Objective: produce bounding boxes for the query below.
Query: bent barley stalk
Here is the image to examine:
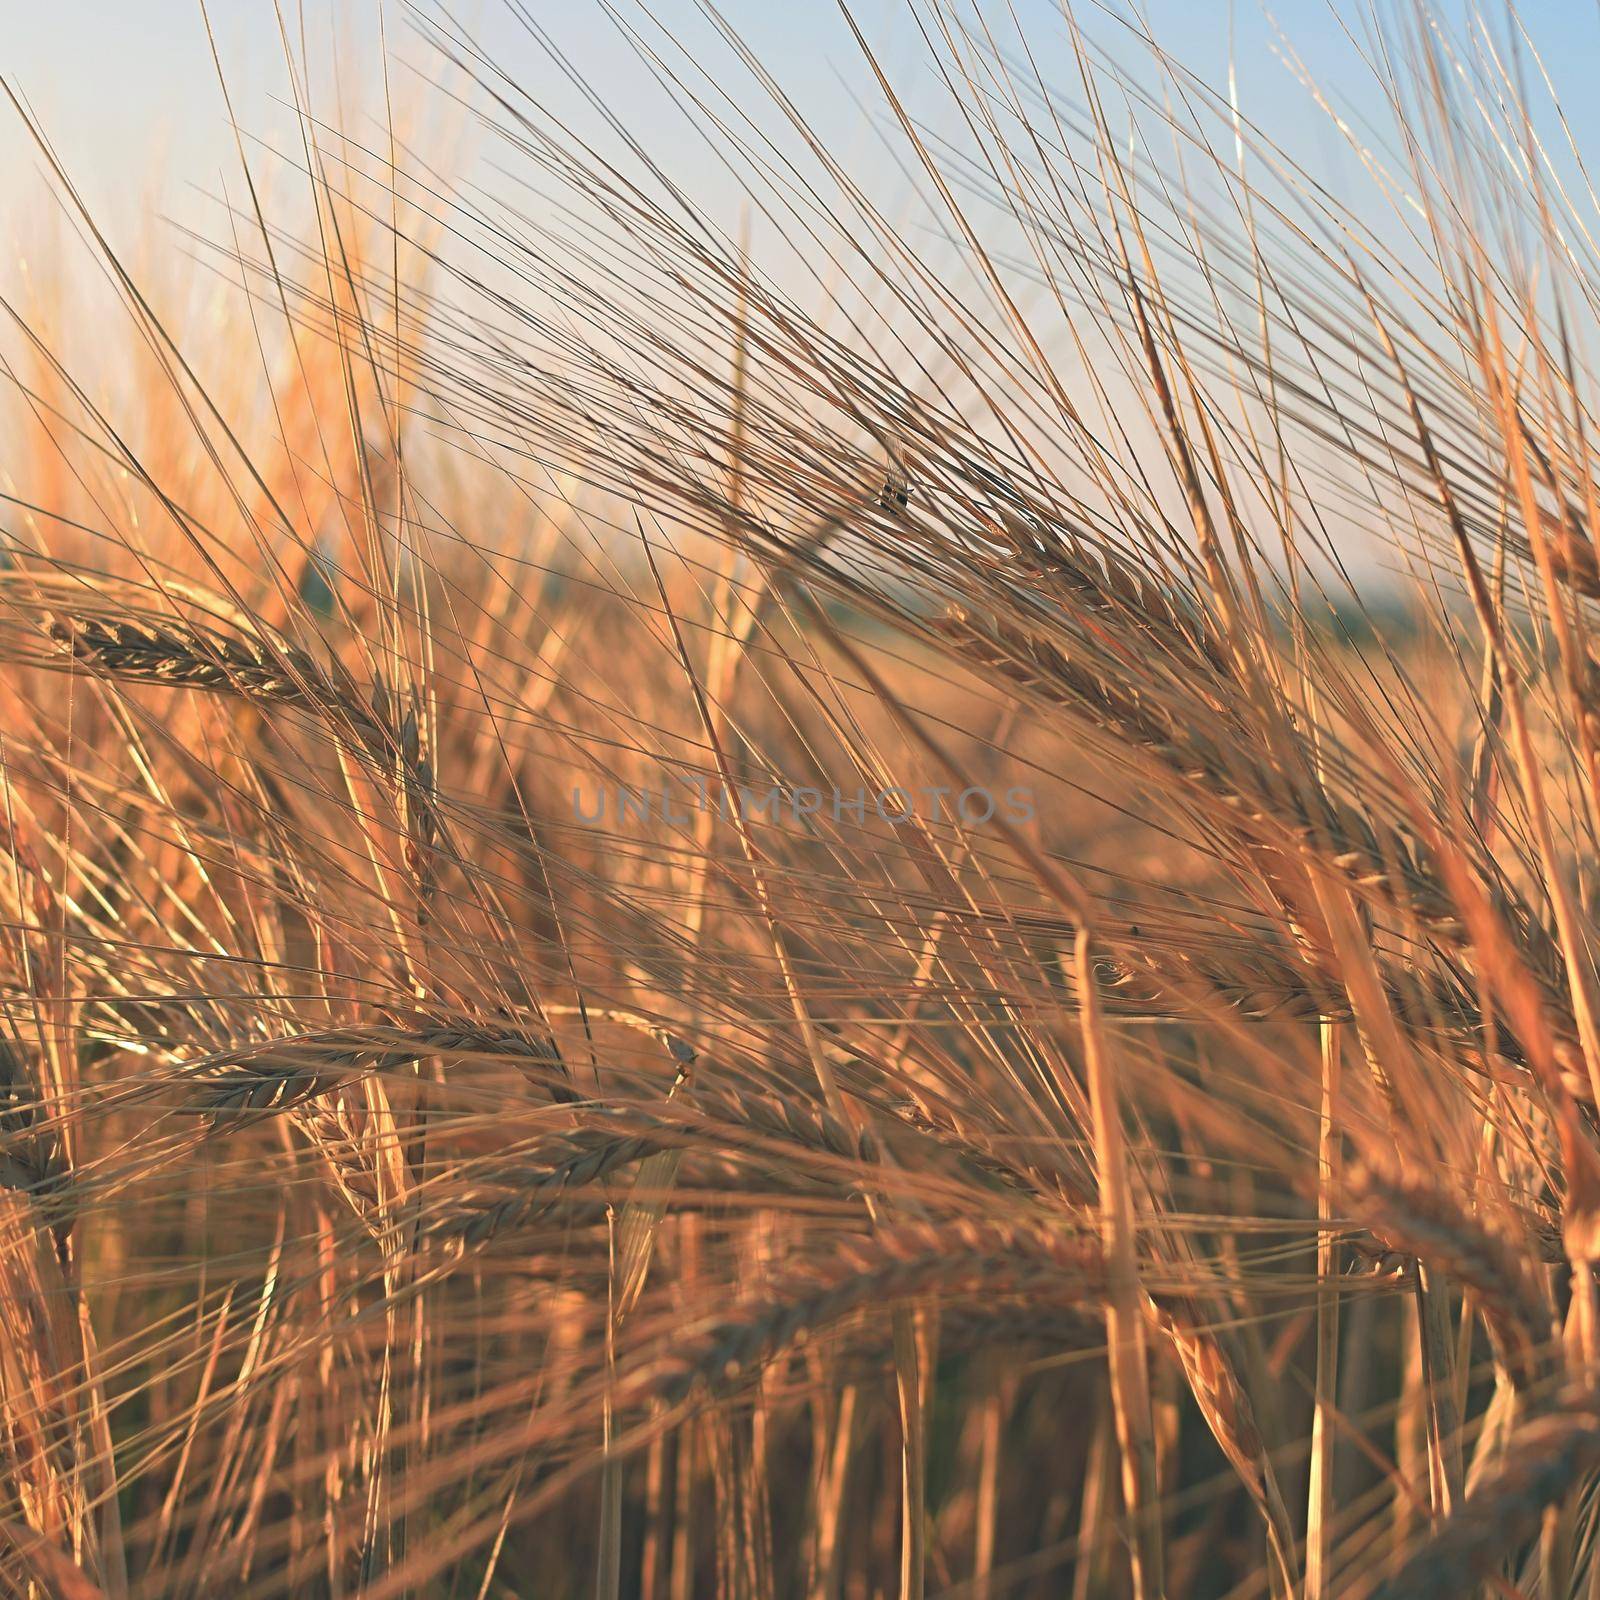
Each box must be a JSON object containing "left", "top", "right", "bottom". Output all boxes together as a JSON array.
[{"left": 1355, "top": 1392, "right": 1600, "bottom": 1600}]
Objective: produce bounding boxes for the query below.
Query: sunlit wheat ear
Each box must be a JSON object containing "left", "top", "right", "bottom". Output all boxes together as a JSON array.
[
  {"left": 1346, "top": 1156, "right": 1558, "bottom": 1391},
  {"left": 1145, "top": 1294, "right": 1298, "bottom": 1590},
  {"left": 25, "top": 588, "right": 381, "bottom": 737}
]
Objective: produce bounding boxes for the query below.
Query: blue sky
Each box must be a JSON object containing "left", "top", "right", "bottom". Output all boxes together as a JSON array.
[
  {"left": 9, "top": 0, "right": 1600, "bottom": 244},
  {"left": 6, "top": 0, "right": 1600, "bottom": 592},
  {"left": 8, "top": 0, "right": 1600, "bottom": 398}
]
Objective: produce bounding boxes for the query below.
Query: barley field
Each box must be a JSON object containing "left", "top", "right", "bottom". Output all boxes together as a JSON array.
[{"left": 4, "top": 2, "right": 1600, "bottom": 1595}]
